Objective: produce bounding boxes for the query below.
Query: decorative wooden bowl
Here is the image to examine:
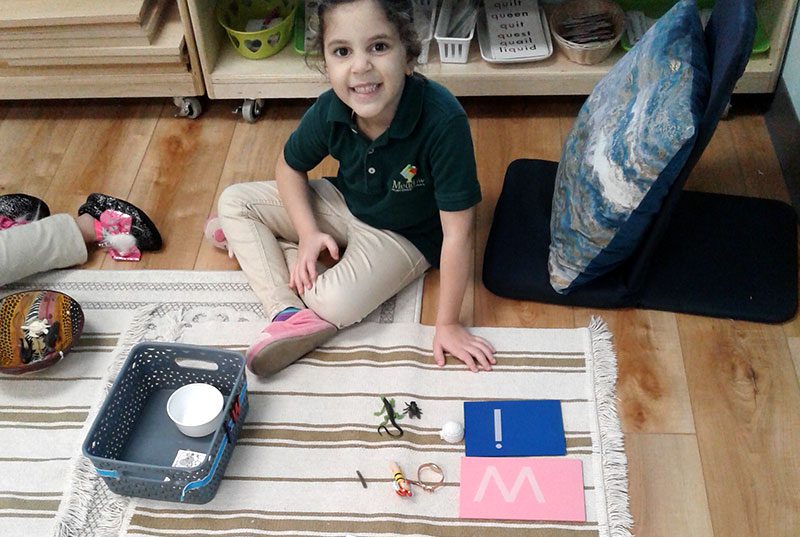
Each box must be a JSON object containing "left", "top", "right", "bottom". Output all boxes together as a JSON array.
[{"left": 0, "top": 290, "right": 84, "bottom": 374}]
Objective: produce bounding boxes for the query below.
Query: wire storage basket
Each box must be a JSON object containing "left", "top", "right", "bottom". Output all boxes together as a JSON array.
[
  {"left": 550, "top": 0, "right": 625, "bottom": 65},
  {"left": 83, "top": 342, "right": 249, "bottom": 504}
]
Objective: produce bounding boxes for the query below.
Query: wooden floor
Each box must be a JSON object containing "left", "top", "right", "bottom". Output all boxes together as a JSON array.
[{"left": 1, "top": 95, "right": 798, "bottom": 536}]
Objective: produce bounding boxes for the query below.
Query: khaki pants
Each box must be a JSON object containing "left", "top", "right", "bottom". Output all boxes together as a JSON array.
[
  {"left": 0, "top": 214, "right": 88, "bottom": 287},
  {"left": 218, "top": 179, "right": 430, "bottom": 328}
]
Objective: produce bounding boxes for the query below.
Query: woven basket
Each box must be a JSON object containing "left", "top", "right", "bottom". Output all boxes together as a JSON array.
[
  {"left": 217, "top": 0, "right": 297, "bottom": 60},
  {"left": 550, "top": 0, "right": 625, "bottom": 65}
]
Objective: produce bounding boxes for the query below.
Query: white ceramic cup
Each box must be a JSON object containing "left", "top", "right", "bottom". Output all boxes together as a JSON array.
[{"left": 167, "top": 383, "right": 225, "bottom": 437}]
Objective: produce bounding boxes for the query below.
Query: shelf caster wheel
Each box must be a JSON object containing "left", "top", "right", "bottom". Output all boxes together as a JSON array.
[
  {"left": 173, "top": 96, "right": 202, "bottom": 119},
  {"left": 240, "top": 98, "right": 264, "bottom": 123}
]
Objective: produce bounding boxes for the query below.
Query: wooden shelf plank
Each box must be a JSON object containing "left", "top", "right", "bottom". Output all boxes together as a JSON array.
[
  {"left": 0, "top": 35, "right": 159, "bottom": 48},
  {"left": 0, "top": 71, "right": 197, "bottom": 99},
  {"left": 0, "top": 22, "right": 154, "bottom": 40},
  {"left": 6, "top": 50, "right": 187, "bottom": 68},
  {"left": 0, "top": 62, "right": 192, "bottom": 76},
  {"left": 189, "top": 0, "right": 794, "bottom": 99},
  {"left": 0, "top": 0, "right": 149, "bottom": 28},
  {"left": 0, "top": 0, "right": 168, "bottom": 43},
  {"left": 0, "top": 3, "right": 184, "bottom": 62},
  {"left": 205, "top": 37, "right": 779, "bottom": 99}
]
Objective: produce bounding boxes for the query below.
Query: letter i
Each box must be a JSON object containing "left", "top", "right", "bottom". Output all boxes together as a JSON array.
[{"left": 494, "top": 408, "right": 503, "bottom": 449}]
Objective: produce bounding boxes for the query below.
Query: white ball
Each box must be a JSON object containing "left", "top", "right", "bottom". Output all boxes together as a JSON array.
[{"left": 439, "top": 420, "right": 464, "bottom": 443}]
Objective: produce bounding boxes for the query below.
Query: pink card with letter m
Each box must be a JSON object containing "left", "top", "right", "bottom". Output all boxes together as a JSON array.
[{"left": 459, "top": 457, "right": 586, "bottom": 521}]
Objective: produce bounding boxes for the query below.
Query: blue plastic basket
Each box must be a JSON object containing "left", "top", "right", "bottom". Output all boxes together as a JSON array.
[{"left": 83, "top": 342, "right": 249, "bottom": 504}]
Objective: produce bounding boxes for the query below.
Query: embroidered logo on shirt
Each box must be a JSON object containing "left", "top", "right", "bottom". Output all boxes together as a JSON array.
[
  {"left": 400, "top": 164, "right": 417, "bottom": 182},
  {"left": 392, "top": 164, "right": 425, "bottom": 192}
]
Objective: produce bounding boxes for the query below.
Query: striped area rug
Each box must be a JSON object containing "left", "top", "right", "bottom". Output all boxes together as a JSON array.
[
  {"left": 0, "top": 269, "right": 422, "bottom": 537},
  {"left": 65, "top": 313, "right": 629, "bottom": 536}
]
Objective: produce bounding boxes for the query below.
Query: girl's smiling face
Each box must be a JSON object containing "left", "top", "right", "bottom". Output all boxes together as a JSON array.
[{"left": 322, "top": 0, "right": 412, "bottom": 137}]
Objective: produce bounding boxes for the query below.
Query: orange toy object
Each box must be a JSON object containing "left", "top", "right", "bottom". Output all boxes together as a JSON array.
[{"left": 0, "top": 290, "right": 84, "bottom": 374}]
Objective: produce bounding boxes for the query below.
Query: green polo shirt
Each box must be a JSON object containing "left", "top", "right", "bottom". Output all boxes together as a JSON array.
[{"left": 283, "top": 73, "right": 481, "bottom": 267}]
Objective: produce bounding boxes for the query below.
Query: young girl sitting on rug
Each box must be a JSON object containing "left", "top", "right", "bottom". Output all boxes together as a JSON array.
[
  {"left": 210, "top": 0, "right": 496, "bottom": 376},
  {"left": 0, "top": 193, "right": 162, "bottom": 286}
]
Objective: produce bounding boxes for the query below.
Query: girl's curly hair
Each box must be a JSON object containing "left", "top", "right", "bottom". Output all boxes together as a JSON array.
[{"left": 305, "top": 0, "right": 422, "bottom": 71}]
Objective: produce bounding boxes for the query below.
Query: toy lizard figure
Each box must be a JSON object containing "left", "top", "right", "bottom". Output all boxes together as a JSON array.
[{"left": 374, "top": 396, "right": 404, "bottom": 437}]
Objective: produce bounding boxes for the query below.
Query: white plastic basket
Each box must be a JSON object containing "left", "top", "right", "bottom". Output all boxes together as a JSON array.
[
  {"left": 434, "top": 0, "right": 475, "bottom": 64},
  {"left": 414, "top": 0, "right": 438, "bottom": 64}
]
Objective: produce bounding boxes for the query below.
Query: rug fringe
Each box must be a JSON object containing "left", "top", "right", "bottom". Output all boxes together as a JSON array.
[
  {"left": 52, "top": 304, "right": 160, "bottom": 537},
  {"left": 589, "top": 316, "right": 634, "bottom": 537}
]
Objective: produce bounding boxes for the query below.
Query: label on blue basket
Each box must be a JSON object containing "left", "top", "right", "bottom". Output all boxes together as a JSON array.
[{"left": 172, "top": 449, "right": 206, "bottom": 468}]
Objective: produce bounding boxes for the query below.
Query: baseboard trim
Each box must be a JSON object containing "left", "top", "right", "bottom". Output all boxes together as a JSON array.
[{"left": 765, "top": 79, "right": 800, "bottom": 217}]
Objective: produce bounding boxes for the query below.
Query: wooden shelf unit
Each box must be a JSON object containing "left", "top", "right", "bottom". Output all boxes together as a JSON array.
[
  {"left": 187, "top": 0, "right": 798, "bottom": 100},
  {"left": 0, "top": 0, "right": 204, "bottom": 100}
]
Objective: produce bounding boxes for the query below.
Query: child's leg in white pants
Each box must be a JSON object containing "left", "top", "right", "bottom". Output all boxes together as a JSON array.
[{"left": 217, "top": 179, "right": 430, "bottom": 328}]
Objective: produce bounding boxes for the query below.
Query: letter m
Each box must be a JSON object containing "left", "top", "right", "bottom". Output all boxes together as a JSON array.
[{"left": 473, "top": 466, "right": 545, "bottom": 504}]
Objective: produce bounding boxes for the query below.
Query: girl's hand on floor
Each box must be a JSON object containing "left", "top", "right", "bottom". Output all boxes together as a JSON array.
[
  {"left": 291, "top": 231, "right": 339, "bottom": 294},
  {"left": 433, "top": 323, "right": 496, "bottom": 372}
]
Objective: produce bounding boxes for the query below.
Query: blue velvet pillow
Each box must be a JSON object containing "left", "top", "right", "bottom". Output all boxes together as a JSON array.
[{"left": 548, "top": 0, "right": 710, "bottom": 293}]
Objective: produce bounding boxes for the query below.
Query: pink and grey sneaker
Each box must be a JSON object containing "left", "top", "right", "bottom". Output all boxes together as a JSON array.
[
  {"left": 246, "top": 309, "right": 337, "bottom": 377},
  {"left": 204, "top": 216, "right": 234, "bottom": 258}
]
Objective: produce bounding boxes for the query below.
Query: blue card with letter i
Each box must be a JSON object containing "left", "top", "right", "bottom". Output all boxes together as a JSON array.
[{"left": 463, "top": 400, "right": 566, "bottom": 457}]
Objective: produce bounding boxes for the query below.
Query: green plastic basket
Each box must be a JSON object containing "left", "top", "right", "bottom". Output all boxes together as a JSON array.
[
  {"left": 293, "top": 1, "right": 322, "bottom": 55},
  {"left": 217, "top": 0, "right": 297, "bottom": 60},
  {"left": 292, "top": 0, "right": 305, "bottom": 54}
]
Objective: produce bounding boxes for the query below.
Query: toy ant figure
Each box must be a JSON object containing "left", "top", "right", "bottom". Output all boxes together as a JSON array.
[{"left": 403, "top": 401, "right": 422, "bottom": 419}]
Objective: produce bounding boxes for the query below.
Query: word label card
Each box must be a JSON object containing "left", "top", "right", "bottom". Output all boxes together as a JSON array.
[{"left": 485, "top": 0, "right": 549, "bottom": 60}]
